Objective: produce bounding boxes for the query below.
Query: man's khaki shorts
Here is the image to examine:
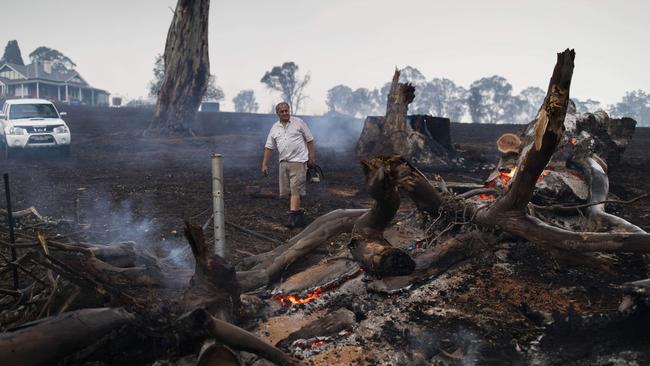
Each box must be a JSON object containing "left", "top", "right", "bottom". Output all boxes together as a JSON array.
[{"left": 279, "top": 161, "right": 307, "bottom": 197}]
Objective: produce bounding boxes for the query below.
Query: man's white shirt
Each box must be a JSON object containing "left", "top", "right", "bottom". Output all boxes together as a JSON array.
[{"left": 265, "top": 116, "right": 314, "bottom": 163}]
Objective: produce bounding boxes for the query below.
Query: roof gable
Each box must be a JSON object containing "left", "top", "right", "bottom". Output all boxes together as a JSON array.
[
  {"left": 0, "top": 63, "right": 28, "bottom": 79},
  {"left": 65, "top": 73, "right": 88, "bottom": 85}
]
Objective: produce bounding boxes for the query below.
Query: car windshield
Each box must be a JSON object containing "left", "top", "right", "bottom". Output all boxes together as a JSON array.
[{"left": 9, "top": 104, "right": 59, "bottom": 119}]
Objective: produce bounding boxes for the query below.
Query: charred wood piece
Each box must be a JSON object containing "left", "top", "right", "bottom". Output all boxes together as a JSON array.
[{"left": 0, "top": 307, "right": 134, "bottom": 366}]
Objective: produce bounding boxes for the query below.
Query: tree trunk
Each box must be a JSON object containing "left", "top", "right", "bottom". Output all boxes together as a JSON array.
[
  {"left": 0, "top": 308, "right": 134, "bottom": 366},
  {"left": 276, "top": 308, "right": 356, "bottom": 349},
  {"left": 149, "top": 0, "right": 210, "bottom": 135},
  {"left": 349, "top": 157, "right": 415, "bottom": 277},
  {"left": 183, "top": 222, "right": 240, "bottom": 322}
]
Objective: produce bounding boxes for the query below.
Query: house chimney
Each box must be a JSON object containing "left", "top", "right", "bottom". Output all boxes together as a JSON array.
[{"left": 43, "top": 60, "right": 52, "bottom": 74}]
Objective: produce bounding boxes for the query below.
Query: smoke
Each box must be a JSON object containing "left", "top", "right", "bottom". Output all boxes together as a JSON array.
[
  {"left": 305, "top": 115, "right": 364, "bottom": 153},
  {"left": 81, "top": 196, "right": 156, "bottom": 244},
  {"left": 79, "top": 195, "right": 193, "bottom": 269}
]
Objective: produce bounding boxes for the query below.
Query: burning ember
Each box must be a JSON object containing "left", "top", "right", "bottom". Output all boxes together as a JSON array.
[
  {"left": 481, "top": 167, "right": 518, "bottom": 198},
  {"left": 273, "top": 269, "right": 363, "bottom": 307},
  {"left": 537, "top": 169, "right": 551, "bottom": 182},
  {"left": 274, "top": 288, "right": 324, "bottom": 307},
  {"left": 571, "top": 137, "right": 578, "bottom": 145},
  {"left": 480, "top": 166, "right": 552, "bottom": 200},
  {"left": 484, "top": 167, "right": 518, "bottom": 190},
  {"left": 307, "top": 338, "right": 328, "bottom": 348}
]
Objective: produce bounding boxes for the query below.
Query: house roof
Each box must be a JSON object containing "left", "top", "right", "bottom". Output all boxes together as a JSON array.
[
  {"left": 2, "top": 62, "right": 85, "bottom": 84},
  {"left": 0, "top": 62, "right": 108, "bottom": 94}
]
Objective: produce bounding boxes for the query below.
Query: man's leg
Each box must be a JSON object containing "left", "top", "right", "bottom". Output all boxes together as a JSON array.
[
  {"left": 287, "top": 162, "right": 308, "bottom": 227},
  {"left": 278, "top": 161, "right": 290, "bottom": 198},
  {"left": 290, "top": 194, "right": 301, "bottom": 211}
]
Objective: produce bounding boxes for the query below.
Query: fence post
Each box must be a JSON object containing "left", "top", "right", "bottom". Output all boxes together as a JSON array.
[{"left": 211, "top": 154, "right": 226, "bottom": 258}]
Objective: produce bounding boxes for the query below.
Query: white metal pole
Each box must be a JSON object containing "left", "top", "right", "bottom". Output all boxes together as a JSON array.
[{"left": 212, "top": 153, "right": 226, "bottom": 258}]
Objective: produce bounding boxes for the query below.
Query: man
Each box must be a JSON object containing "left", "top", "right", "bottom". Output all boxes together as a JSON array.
[{"left": 261, "top": 102, "right": 315, "bottom": 228}]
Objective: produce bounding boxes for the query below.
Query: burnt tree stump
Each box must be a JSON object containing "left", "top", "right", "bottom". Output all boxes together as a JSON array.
[{"left": 356, "top": 69, "right": 455, "bottom": 169}]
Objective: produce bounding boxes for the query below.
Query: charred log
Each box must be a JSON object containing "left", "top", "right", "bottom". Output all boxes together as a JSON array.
[
  {"left": 276, "top": 308, "right": 356, "bottom": 349},
  {"left": 236, "top": 209, "right": 366, "bottom": 292},
  {"left": 349, "top": 157, "right": 415, "bottom": 277},
  {"left": 367, "top": 233, "right": 484, "bottom": 293},
  {"left": 199, "top": 309, "right": 305, "bottom": 366},
  {"left": 183, "top": 222, "right": 240, "bottom": 321},
  {"left": 0, "top": 307, "right": 134, "bottom": 366}
]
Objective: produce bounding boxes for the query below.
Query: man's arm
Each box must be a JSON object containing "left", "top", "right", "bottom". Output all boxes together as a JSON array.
[
  {"left": 306, "top": 140, "right": 315, "bottom": 165},
  {"left": 261, "top": 148, "right": 273, "bottom": 176}
]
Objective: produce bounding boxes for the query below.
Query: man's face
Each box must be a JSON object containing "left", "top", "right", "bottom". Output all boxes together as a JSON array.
[{"left": 276, "top": 104, "right": 290, "bottom": 122}]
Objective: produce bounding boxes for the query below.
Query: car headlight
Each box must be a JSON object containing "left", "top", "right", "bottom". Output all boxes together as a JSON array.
[
  {"left": 54, "top": 125, "right": 69, "bottom": 134},
  {"left": 8, "top": 127, "right": 27, "bottom": 135}
]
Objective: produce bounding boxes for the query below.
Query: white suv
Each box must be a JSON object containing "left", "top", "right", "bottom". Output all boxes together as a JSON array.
[{"left": 0, "top": 99, "right": 72, "bottom": 158}]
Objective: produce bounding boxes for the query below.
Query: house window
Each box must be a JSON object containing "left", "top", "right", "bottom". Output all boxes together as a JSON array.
[
  {"left": 0, "top": 68, "right": 22, "bottom": 80},
  {"left": 15, "top": 85, "right": 28, "bottom": 97}
]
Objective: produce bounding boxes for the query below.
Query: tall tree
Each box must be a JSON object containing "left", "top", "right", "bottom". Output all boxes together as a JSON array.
[
  {"left": 203, "top": 75, "right": 224, "bottom": 102},
  {"left": 509, "top": 86, "right": 546, "bottom": 124},
  {"left": 260, "top": 62, "right": 310, "bottom": 114},
  {"left": 232, "top": 90, "right": 259, "bottom": 113},
  {"left": 349, "top": 88, "right": 379, "bottom": 117},
  {"left": 572, "top": 98, "right": 603, "bottom": 113},
  {"left": 325, "top": 85, "right": 379, "bottom": 117},
  {"left": 413, "top": 78, "right": 468, "bottom": 121},
  {"left": 610, "top": 90, "right": 649, "bottom": 126},
  {"left": 29, "top": 46, "right": 76, "bottom": 71},
  {"left": 1, "top": 40, "right": 24, "bottom": 65},
  {"left": 468, "top": 75, "right": 514, "bottom": 124},
  {"left": 148, "top": 54, "right": 165, "bottom": 99},
  {"left": 149, "top": 0, "right": 210, "bottom": 135},
  {"left": 326, "top": 85, "right": 353, "bottom": 114}
]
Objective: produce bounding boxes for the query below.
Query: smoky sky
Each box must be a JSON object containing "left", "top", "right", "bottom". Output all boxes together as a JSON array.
[{"left": 4, "top": 0, "right": 649, "bottom": 114}]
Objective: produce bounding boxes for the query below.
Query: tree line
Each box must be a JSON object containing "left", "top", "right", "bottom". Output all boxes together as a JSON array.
[
  {"left": 152, "top": 58, "right": 648, "bottom": 126},
  {"left": 5, "top": 38, "right": 645, "bottom": 125},
  {"left": 326, "top": 65, "right": 650, "bottom": 126}
]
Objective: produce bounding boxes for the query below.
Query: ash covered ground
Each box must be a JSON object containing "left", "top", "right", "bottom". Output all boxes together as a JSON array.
[{"left": 1, "top": 109, "right": 650, "bottom": 365}]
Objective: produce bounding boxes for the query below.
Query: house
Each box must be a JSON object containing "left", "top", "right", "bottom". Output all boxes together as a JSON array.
[{"left": 0, "top": 61, "right": 109, "bottom": 105}]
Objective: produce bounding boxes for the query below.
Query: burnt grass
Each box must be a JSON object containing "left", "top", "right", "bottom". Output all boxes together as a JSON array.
[{"left": 1, "top": 109, "right": 650, "bottom": 365}]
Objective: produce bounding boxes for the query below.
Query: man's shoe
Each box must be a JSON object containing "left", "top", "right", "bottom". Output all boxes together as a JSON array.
[
  {"left": 285, "top": 211, "right": 298, "bottom": 228},
  {"left": 293, "top": 210, "right": 306, "bottom": 228},
  {"left": 285, "top": 210, "right": 306, "bottom": 228}
]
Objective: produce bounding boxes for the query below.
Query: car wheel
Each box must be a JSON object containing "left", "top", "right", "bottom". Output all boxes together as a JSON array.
[{"left": 59, "top": 145, "right": 71, "bottom": 158}]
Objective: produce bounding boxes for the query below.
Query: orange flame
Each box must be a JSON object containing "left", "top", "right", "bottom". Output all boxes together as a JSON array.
[
  {"left": 500, "top": 167, "right": 517, "bottom": 185},
  {"left": 275, "top": 288, "right": 323, "bottom": 306},
  {"left": 480, "top": 166, "right": 552, "bottom": 200},
  {"left": 274, "top": 268, "right": 363, "bottom": 307},
  {"left": 309, "top": 339, "right": 328, "bottom": 347},
  {"left": 571, "top": 138, "right": 578, "bottom": 145},
  {"left": 537, "top": 170, "right": 550, "bottom": 182}
]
